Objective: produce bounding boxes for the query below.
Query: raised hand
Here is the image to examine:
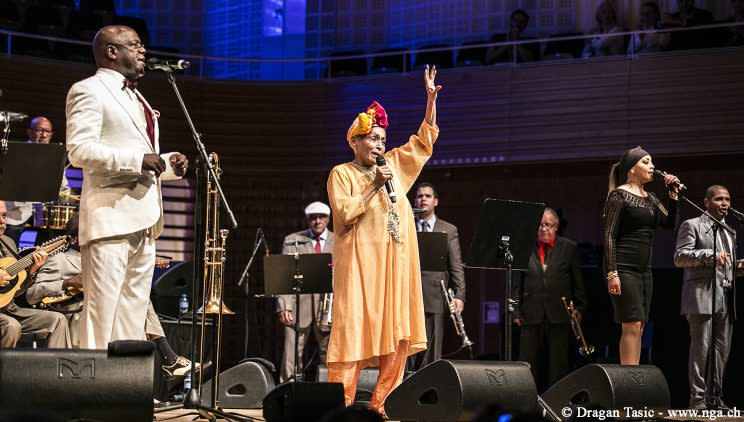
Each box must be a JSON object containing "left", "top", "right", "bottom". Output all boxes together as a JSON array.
[{"left": 424, "top": 64, "right": 442, "bottom": 102}]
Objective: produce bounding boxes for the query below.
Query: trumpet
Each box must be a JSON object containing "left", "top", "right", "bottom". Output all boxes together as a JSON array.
[
  {"left": 318, "top": 293, "right": 333, "bottom": 330},
  {"left": 440, "top": 280, "right": 473, "bottom": 349},
  {"left": 561, "top": 296, "right": 594, "bottom": 358}
]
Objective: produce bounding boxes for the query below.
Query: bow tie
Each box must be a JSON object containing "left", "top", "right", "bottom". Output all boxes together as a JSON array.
[{"left": 123, "top": 79, "right": 139, "bottom": 91}]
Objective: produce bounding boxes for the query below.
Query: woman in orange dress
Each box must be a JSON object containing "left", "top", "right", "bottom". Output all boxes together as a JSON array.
[{"left": 326, "top": 64, "right": 442, "bottom": 416}]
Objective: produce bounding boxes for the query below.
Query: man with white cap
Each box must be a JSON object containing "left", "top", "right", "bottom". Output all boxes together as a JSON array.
[{"left": 276, "top": 201, "right": 334, "bottom": 382}]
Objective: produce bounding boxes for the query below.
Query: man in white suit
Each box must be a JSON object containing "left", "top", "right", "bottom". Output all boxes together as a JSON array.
[{"left": 65, "top": 25, "right": 188, "bottom": 349}]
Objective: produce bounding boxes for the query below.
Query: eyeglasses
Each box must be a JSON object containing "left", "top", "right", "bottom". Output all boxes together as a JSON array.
[
  {"left": 539, "top": 223, "right": 557, "bottom": 229},
  {"left": 364, "top": 136, "right": 386, "bottom": 145},
  {"left": 109, "top": 42, "right": 145, "bottom": 52},
  {"left": 32, "top": 128, "right": 53, "bottom": 134}
]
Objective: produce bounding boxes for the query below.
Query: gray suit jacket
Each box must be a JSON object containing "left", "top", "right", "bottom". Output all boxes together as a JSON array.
[
  {"left": 276, "top": 229, "right": 334, "bottom": 329},
  {"left": 27, "top": 249, "right": 81, "bottom": 306},
  {"left": 674, "top": 214, "right": 740, "bottom": 317},
  {"left": 420, "top": 218, "right": 466, "bottom": 314}
]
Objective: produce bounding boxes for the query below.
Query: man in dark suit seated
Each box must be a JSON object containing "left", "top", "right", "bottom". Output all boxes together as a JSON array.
[
  {"left": 409, "top": 182, "right": 466, "bottom": 370},
  {"left": 512, "top": 207, "right": 585, "bottom": 392},
  {"left": 674, "top": 185, "right": 742, "bottom": 411}
]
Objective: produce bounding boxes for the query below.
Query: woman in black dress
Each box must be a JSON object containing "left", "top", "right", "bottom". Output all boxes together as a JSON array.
[{"left": 604, "top": 146, "right": 679, "bottom": 365}]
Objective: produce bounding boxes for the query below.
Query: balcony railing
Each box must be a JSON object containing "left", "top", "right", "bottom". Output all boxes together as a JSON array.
[{"left": 1, "top": 21, "right": 743, "bottom": 81}]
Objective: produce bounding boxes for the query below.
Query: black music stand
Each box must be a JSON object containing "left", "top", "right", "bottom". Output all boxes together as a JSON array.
[
  {"left": 417, "top": 232, "right": 448, "bottom": 273},
  {"left": 464, "top": 198, "right": 544, "bottom": 361},
  {"left": 0, "top": 142, "right": 65, "bottom": 200},
  {"left": 263, "top": 252, "right": 333, "bottom": 382}
]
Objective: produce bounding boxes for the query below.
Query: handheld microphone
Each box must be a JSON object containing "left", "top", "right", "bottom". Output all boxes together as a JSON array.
[
  {"left": 375, "top": 155, "right": 397, "bottom": 203},
  {"left": 0, "top": 111, "right": 29, "bottom": 123},
  {"left": 653, "top": 170, "right": 687, "bottom": 191},
  {"left": 146, "top": 57, "right": 191, "bottom": 71},
  {"left": 729, "top": 207, "right": 744, "bottom": 222}
]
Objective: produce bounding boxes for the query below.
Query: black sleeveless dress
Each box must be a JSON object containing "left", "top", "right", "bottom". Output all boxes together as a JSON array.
[{"left": 603, "top": 189, "right": 679, "bottom": 322}]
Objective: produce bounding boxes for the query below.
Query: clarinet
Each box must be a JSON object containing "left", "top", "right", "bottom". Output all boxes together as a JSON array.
[{"left": 440, "top": 279, "right": 474, "bottom": 349}]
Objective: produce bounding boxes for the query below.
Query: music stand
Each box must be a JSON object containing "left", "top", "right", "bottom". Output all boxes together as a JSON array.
[
  {"left": 263, "top": 252, "right": 333, "bottom": 382},
  {"left": 417, "top": 232, "right": 448, "bottom": 272},
  {"left": 0, "top": 142, "right": 66, "bottom": 201},
  {"left": 464, "top": 198, "right": 544, "bottom": 360}
]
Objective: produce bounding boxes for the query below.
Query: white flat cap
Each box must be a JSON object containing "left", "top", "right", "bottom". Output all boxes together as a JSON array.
[{"left": 304, "top": 201, "right": 330, "bottom": 216}]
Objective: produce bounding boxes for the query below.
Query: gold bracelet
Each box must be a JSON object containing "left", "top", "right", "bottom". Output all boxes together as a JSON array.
[{"left": 606, "top": 271, "right": 619, "bottom": 282}]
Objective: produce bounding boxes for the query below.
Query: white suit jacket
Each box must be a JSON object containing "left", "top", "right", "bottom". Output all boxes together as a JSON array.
[{"left": 66, "top": 68, "right": 180, "bottom": 245}]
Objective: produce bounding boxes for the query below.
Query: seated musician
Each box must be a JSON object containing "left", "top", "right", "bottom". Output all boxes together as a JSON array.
[
  {"left": 0, "top": 201, "right": 71, "bottom": 348},
  {"left": 26, "top": 213, "right": 207, "bottom": 378},
  {"left": 4, "top": 116, "right": 74, "bottom": 245}
]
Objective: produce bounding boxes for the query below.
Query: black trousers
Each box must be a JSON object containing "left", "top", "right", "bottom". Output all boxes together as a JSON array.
[
  {"left": 519, "top": 321, "right": 570, "bottom": 393},
  {"left": 408, "top": 312, "right": 443, "bottom": 371}
]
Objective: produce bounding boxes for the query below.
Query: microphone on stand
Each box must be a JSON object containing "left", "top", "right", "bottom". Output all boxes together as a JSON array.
[
  {"left": 0, "top": 111, "right": 29, "bottom": 123},
  {"left": 238, "top": 227, "right": 267, "bottom": 287},
  {"left": 284, "top": 239, "right": 310, "bottom": 245},
  {"left": 729, "top": 207, "right": 744, "bottom": 222},
  {"left": 653, "top": 170, "right": 687, "bottom": 191},
  {"left": 146, "top": 57, "right": 191, "bottom": 71},
  {"left": 375, "top": 155, "right": 397, "bottom": 203}
]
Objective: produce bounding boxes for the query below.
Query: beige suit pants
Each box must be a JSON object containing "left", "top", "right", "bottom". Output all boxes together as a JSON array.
[{"left": 80, "top": 229, "right": 155, "bottom": 349}]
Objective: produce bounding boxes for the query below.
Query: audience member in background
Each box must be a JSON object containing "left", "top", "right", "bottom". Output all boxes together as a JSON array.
[
  {"left": 583, "top": 0, "right": 625, "bottom": 57},
  {"left": 485, "top": 9, "right": 539, "bottom": 64},
  {"left": 661, "top": 0, "right": 714, "bottom": 50},
  {"left": 627, "top": 2, "right": 671, "bottom": 54},
  {"left": 726, "top": 0, "right": 744, "bottom": 46}
]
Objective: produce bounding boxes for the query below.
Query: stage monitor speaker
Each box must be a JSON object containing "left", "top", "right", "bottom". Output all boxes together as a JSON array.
[
  {"left": 263, "top": 382, "right": 345, "bottom": 422},
  {"left": 542, "top": 364, "right": 670, "bottom": 417},
  {"left": 201, "top": 358, "right": 276, "bottom": 409},
  {"left": 385, "top": 360, "right": 539, "bottom": 421},
  {"left": 0, "top": 340, "right": 154, "bottom": 422}
]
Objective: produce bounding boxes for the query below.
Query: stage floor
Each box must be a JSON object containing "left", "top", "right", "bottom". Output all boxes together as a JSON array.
[{"left": 153, "top": 407, "right": 744, "bottom": 422}]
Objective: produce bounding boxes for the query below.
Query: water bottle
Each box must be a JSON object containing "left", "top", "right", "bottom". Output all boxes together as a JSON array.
[
  {"left": 183, "top": 373, "right": 192, "bottom": 395},
  {"left": 179, "top": 293, "right": 189, "bottom": 319}
]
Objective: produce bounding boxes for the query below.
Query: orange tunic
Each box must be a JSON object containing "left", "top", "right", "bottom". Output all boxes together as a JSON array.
[{"left": 326, "top": 121, "right": 438, "bottom": 366}]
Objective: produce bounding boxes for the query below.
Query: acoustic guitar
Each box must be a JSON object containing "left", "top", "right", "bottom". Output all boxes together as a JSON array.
[{"left": 0, "top": 235, "right": 70, "bottom": 309}]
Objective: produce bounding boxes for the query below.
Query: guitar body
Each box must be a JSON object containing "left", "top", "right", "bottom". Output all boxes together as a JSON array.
[{"left": 0, "top": 256, "right": 27, "bottom": 309}]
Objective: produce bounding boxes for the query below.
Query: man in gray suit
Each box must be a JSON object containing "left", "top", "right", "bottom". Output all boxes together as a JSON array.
[
  {"left": 276, "top": 201, "right": 334, "bottom": 382},
  {"left": 410, "top": 182, "right": 465, "bottom": 369},
  {"left": 675, "top": 185, "right": 742, "bottom": 410}
]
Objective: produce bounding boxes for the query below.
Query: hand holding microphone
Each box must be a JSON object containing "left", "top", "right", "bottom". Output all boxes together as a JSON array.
[
  {"left": 375, "top": 155, "right": 397, "bottom": 203},
  {"left": 653, "top": 170, "right": 685, "bottom": 194}
]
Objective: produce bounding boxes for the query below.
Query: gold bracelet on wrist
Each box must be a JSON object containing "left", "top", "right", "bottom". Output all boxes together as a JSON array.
[{"left": 606, "top": 271, "right": 619, "bottom": 282}]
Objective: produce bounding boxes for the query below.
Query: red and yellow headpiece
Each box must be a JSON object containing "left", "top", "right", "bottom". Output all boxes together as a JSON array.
[{"left": 346, "top": 101, "right": 389, "bottom": 143}]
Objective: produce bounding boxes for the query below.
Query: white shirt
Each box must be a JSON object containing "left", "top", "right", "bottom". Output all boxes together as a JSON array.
[{"left": 309, "top": 228, "right": 329, "bottom": 251}]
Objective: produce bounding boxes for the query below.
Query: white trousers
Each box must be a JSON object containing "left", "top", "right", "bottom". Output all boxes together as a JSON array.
[{"left": 79, "top": 229, "right": 155, "bottom": 349}]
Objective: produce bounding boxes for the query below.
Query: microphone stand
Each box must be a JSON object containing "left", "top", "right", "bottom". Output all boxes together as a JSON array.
[
  {"left": 677, "top": 191, "right": 735, "bottom": 409},
  {"left": 239, "top": 228, "right": 266, "bottom": 359},
  {"left": 152, "top": 68, "right": 246, "bottom": 422}
]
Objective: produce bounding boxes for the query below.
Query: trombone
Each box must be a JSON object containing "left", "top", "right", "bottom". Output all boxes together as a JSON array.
[
  {"left": 196, "top": 152, "right": 235, "bottom": 413},
  {"left": 561, "top": 296, "right": 594, "bottom": 358}
]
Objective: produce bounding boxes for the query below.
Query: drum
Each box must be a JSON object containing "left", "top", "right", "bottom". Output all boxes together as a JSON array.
[{"left": 33, "top": 202, "right": 77, "bottom": 230}]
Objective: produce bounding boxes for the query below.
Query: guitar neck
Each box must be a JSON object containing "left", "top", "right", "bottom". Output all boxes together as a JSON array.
[{"left": 6, "top": 254, "right": 35, "bottom": 277}]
